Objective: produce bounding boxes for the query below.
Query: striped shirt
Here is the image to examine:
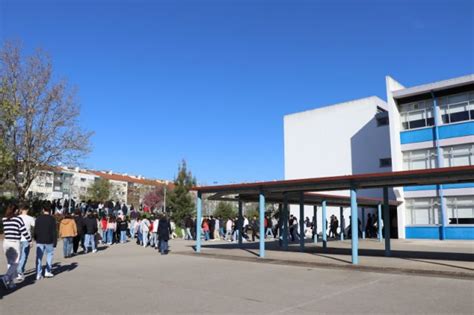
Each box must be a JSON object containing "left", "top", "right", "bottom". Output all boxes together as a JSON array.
[{"left": 2, "top": 216, "right": 32, "bottom": 242}]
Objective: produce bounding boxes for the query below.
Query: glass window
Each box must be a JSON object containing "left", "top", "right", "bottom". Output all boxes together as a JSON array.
[
  {"left": 439, "top": 91, "right": 474, "bottom": 125},
  {"left": 446, "top": 196, "right": 474, "bottom": 224},
  {"left": 403, "top": 149, "right": 437, "bottom": 170},
  {"left": 399, "top": 100, "right": 434, "bottom": 130},
  {"left": 405, "top": 198, "right": 440, "bottom": 225},
  {"left": 443, "top": 144, "right": 474, "bottom": 167}
]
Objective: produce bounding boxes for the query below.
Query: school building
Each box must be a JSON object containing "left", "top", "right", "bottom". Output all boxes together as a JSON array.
[{"left": 284, "top": 74, "right": 474, "bottom": 240}]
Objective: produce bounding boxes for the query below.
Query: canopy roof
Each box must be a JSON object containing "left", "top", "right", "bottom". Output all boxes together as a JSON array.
[{"left": 192, "top": 166, "right": 474, "bottom": 195}]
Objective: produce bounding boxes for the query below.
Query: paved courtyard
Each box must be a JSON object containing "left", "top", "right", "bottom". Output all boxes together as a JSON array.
[{"left": 1, "top": 239, "right": 473, "bottom": 314}]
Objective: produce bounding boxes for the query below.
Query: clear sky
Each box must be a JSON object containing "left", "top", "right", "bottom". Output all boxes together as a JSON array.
[{"left": 1, "top": 0, "right": 473, "bottom": 184}]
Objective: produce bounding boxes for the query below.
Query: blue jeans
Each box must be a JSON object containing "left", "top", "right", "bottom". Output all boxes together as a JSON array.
[
  {"left": 102, "top": 230, "right": 107, "bottom": 242},
  {"left": 130, "top": 220, "right": 136, "bottom": 238},
  {"left": 107, "top": 229, "right": 114, "bottom": 244},
  {"left": 36, "top": 243, "right": 54, "bottom": 276},
  {"left": 160, "top": 240, "right": 168, "bottom": 254},
  {"left": 17, "top": 241, "right": 30, "bottom": 274},
  {"left": 142, "top": 231, "right": 149, "bottom": 246},
  {"left": 204, "top": 231, "right": 210, "bottom": 241},
  {"left": 84, "top": 234, "right": 96, "bottom": 252},
  {"left": 63, "top": 237, "right": 73, "bottom": 258},
  {"left": 120, "top": 231, "right": 127, "bottom": 243}
]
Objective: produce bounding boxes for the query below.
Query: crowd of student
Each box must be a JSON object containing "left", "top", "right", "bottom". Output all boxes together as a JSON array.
[
  {"left": 1, "top": 202, "right": 174, "bottom": 290},
  {"left": 184, "top": 212, "right": 382, "bottom": 243}
]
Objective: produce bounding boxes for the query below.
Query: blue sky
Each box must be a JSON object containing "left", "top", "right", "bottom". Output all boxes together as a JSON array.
[{"left": 1, "top": 0, "right": 473, "bottom": 184}]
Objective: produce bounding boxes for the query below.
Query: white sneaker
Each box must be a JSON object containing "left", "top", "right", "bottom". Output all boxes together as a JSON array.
[
  {"left": 92, "top": 249, "right": 98, "bottom": 253},
  {"left": 36, "top": 274, "right": 43, "bottom": 281},
  {"left": 44, "top": 271, "right": 54, "bottom": 278},
  {"left": 16, "top": 273, "right": 24, "bottom": 281}
]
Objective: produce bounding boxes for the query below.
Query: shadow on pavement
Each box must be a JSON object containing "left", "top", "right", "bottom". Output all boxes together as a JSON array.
[
  {"left": 193, "top": 238, "right": 474, "bottom": 266},
  {"left": 0, "top": 262, "right": 78, "bottom": 300}
]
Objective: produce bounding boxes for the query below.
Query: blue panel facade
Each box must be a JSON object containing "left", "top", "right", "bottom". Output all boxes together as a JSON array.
[
  {"left": 400, "top": 121, "right": 474, "bottom": 144},
  {"left": 404, "top": 183, "right": 474, "bottom": 191},
  {"left": 406, "top": 226, "right": 474, "bottom": 239}
]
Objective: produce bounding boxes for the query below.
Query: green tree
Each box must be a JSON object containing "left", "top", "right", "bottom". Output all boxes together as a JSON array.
[
  {"left": 213, "top": 201, "right": 237, "bottom": 220},
  {"left": 88, "top": 178, "right": 111, "bottom": 203},
  {"left": 0, "top": 41, "right": 92, "bottom": 200},
  {"left": 168, "top": 160, "right": 196, "bottom": 227}
]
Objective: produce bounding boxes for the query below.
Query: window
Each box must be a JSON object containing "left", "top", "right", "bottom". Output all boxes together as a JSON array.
[
  {"left": 439, "top": 92, "right": 474, "bottom": 124},
  {"left": 45, "top": 183, "right": 52, "bottom": 188},
  {"left": 379, "top": 158, "right": 392, "bottom": 168},
  {"left": 446, "top": 196, "right": 474, "bottom": 224},
  {"left": 403, "top": 149, "right": 437, "bottom": 170},
  {"left": 443, "top": 144, "right": 474, "bottom": 167},
  {"left": 405, "top": 198, "right": 440, "bottom": 225},
  {"left": 399, "top": 100, "right": 434, "bottom": 130},
  {"left": 376, "top": 116, "right": 389, "bottom": 126}
]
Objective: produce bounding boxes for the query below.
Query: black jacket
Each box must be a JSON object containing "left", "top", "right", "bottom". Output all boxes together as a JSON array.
[
  {"left": 34, "top": 214, "right": 57, "bottom": 247},
  {"left": 118, "top": 220, "right": 128, "bottom": 232},
  {"left": 83, "top": 215, "right": 98, "bottom": 234},
  {"left": 74, "top": 216, "right": 85, "bottom": 235},
  {"left": 158, "top": 219, "right": 171, "bottom": 241}
]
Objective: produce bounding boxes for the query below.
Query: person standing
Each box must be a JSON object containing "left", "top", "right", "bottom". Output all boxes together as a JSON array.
[
  {"left": 34, "top": 205, "right": 57, "bottom": 280},
  {"left": 117, "top": 217, "right": 128, "bottom": 243},
  {"left": 83, "top": 211, "right": 98, "bottom": 253},
  {"left": 17, "top": 202, "right": 35, "bottom": 280},
  {"left": 59, "top": 213, "right": 77, "bottom": 258},
  {"left": 2, "top": 204, "right": 32, "bottom": 289},
  {"left": 184, "top": 216, "right": 193, "bottom": 240},
  {"left": 157, "top": 215, "right": 171, "bottom": 255},
  {"left": 140, "top": 216, "right": 150, "bottom": 247},
  {"left": 73, "top": 210, "right": 85, "bottom": 254},
  {"left": 106, "top": 216, "right": 117, "bottom": 245}
]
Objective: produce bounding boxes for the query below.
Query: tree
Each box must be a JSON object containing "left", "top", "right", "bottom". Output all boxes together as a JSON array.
[
  {"left": 213, "top": 201, "right": 237, "bottom": 220},
  {"left": 143, "top": 186, "right": 164, "bottom": 211},
  {"left": 88, "top": 178, "right": 111, "bottom": 203},
  {"left": 0, "top": 42, "right": 92, "bottom": 200},
  {"left": 168, "top": 160, "right": 196, "bottom": 227}
]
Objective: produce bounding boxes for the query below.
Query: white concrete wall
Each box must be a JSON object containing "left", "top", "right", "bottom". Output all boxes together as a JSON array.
[
  {"left": 386, "top": 76, "right": 407, "bottom": 238},
  {"left": 284, "top": 96, "right": 393, "bottom": 232}
]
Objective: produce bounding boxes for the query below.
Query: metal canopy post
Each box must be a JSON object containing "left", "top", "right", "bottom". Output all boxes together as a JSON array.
[
  {"left": 196, "top": 191, "right": 202, "bottom": 253},
  {"left": 238, "top": 200, "right": 243, "bottom": 246},
  {"left": 340, "top": 207, "right": 344, "bottom": 241},
  {"left": 377, "top": 203, "right": 382, "bottom": 242},
  {"left": 259, "top": 191, "right": 265, "bottom": 258},
  {"left": 299, "top": 192, "right": 305, "bottom": 252},
  {"left": 361, "top": 208, "right": 366, "bottom": 239},
  {"left": 383, "top": 187, "right": 391, "bottom": 256},
  {"left": 283, "top": 192, "right": 289, "bottom": 250},
  {"left": 350, "top": 188, "right": 359, "bottom": 265},
  {"left": 313, "top": 205, "right": 318, "bottom": 243},
  {"left": 322, "top": 200, "right": 327, "bottom": 248}
]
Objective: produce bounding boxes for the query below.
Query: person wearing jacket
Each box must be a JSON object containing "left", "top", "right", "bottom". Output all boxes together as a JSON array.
[
  {"left": 106, "top": 216, "right": 117, "bottom": 245},
  {"left": 157, "top": 214, "right": 172, "bottom": 255},
  {"left": 2, "top": 204, "right": 32, "bottom": 289},
  {"left": 73, "top": 210, "right": 85, "bottom": 254},
  {"left": 117, "top": 217, "right": 128, "bottom": 243},
  {"left": 83, "top": 211, "right": 98, "bottom": 253},
  {"left": 59, "top": 213, "right": 77, "bottom": 258},
  {"left": 34, "top": 205, "right": 57, "bottom": 280}
]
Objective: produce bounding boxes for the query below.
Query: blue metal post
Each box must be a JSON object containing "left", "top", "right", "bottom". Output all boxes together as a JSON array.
[
  {"left": 350, "top": 188, "right": 359, "bottom": 265},
  {"left": 313, "top": 205, "right": 318, "bottom": 243},
  {"left": 383, "top": 187, "right": 391, "bottom": 256},
  {"left": 196, "top": 191, "right": 202, "bottom": 253},
  {"left": 377, "top": 203, "right": 382, "bottom": 242},
  {"left": 259, "top": 192, "right": 265, "bottom": 258},
  {"left": 283, "top": 193, "right": 289, "bottom": 250},
  {"left": 299, "top": 192, "right": 305, "bottom": 252},
  {"left": 238, "top": 200, "right": 243, "bottom": 246},
  {"left": 322, "top": 200, "right": 327, "bottom": 248},
  {"left": 431, "top": 92, "right": 447, "bottom": 240},
  {"left": 361, "top": 208, "right": 366, "bottom": 239},
  {"left": 340, "top": 207, "right": 344, "bottom": 241}
]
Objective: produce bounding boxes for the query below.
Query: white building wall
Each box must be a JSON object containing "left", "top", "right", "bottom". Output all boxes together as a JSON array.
[
  {"left": 386, "top": 76, "right": 407, "bottom": 239},
  {"left": 284, "top": 96, "right": 393, "bottom": 234}
]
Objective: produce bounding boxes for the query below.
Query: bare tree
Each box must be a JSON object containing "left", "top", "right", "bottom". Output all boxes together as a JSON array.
[{"left": 0, "top": 41, "right": 92, "bottom": 199}]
